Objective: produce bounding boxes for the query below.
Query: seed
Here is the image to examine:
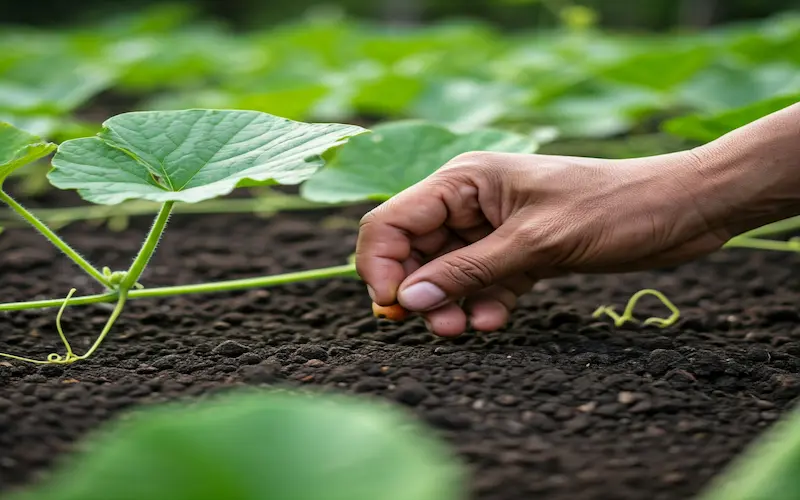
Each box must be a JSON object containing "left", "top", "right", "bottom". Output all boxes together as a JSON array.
[{"left": 372, "top": 302, "right": 410, "bottom": 321}]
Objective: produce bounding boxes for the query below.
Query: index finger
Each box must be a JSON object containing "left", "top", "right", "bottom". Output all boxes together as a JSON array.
[{"left": 355, "top": 182, "right": 449, "bottom": 305}]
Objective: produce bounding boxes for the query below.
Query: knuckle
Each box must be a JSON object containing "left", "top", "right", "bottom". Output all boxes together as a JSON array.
[
  {"left": 358, "top": 209, "right": 379, "bottom": 229},
  {"left": 426, "top": 173, "right": 469, "bottom": 199},
  {"left": 440, "top": 253, "right": 495, "bottom": 290}
]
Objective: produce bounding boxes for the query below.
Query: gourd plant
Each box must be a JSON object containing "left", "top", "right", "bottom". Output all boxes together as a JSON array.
[{"left": 0, "top": 110, "right": 367, "bottom": 364}]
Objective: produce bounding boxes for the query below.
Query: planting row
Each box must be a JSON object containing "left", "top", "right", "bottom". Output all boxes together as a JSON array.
[{"left": 1, "top": 5, "right": 798, "bottom": 146}]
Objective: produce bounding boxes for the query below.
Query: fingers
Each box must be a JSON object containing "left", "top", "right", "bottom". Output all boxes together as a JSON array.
[
  {"left": 355, "top": 191, "right": 449, "bottom": 305},
  {"left": 355, "top": 174, "right": 484, "bottom": 305},
  {"left": 419, "top": 274, "right": 534, "bottom": 336},
  {"left": 467, "top": 273, "right": 535, "bottom": 330},
  {"left": 397, "top": 219, "right": 534, "bottom": 312},
  {"left": 463, "top": 285, "right": 517, "bottom": 332},
  {"left": 400, "top": 228, "right": 537, "bottom": 337},
  {"left": 422, "top": 302, "right": 468, "bottom": 337}
]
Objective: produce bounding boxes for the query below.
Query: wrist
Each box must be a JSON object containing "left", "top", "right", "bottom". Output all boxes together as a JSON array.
[{"left": 682, "top": 103, "right": 800, "bottom": 237}]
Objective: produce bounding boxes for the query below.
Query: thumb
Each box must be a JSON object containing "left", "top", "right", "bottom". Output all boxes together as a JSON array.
[{"left": 397, "top": 225, "right": 533, "bottom": 312}]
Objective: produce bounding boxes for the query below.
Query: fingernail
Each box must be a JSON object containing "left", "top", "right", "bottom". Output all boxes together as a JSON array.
[
  {"left": 366, "top": 285, "right": 377, "bottom": 302},
  {"left": 399, "top": 282, "right": 446, "bottom": 311}
]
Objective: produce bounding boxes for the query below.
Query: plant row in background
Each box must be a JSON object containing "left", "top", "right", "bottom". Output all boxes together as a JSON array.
[{"left": 1, "top": 4, "right": 799, "bottom": 145}]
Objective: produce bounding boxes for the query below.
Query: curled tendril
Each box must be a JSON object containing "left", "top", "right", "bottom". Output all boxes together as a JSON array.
[
  {"left": 0, "top": 289, "right": 81, "bottom": 365},
  {"left": 593, "top": 289, "right": 680, "bottom": 329}
]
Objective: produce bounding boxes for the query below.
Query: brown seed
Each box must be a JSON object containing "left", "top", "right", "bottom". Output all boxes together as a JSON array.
[{"left": 372, "top": 302, "right": 410, "bottom": 321}]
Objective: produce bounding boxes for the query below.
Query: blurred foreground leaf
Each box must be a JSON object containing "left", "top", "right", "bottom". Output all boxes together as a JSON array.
[
  {"left": 6, "top": 390, "right": 465, "bottom": 500},
  {"left": 697, "top": 403, "right": 800, "bottom": 500}
]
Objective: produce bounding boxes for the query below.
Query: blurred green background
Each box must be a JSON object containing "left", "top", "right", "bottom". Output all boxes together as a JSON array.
[{"left": 3, "top": 0, "right": 800, "bottom": 29}]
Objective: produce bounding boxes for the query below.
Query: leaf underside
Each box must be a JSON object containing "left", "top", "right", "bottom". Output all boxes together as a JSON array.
[{"left": 48, "top": 109, "right": 367, "bottom": 205}]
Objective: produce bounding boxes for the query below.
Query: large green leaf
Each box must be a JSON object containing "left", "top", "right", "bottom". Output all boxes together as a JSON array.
[
  {"left": 663, "top": 94, "right": 800, "bottom": 143},
  {"left": 0, "top": 122, "right": 56, "bottom": 186},
  {"left": 301, "top": 121, "right": 538, "bottom": 203},
  {"left": 6, "top": 390, "right": 465, "bottom": 500},
  {"left": 48, "top": 109, "right": 367, "bottom": 205}
]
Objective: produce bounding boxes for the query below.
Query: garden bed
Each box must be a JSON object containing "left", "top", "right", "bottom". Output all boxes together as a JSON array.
[{"left": 1, "top": 187, "right": 799, "bottom": 500}]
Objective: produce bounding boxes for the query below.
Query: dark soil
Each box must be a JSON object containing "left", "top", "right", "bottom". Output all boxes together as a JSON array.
[{"left": 1, "top": 189, "right": 800, "bottom": 500}]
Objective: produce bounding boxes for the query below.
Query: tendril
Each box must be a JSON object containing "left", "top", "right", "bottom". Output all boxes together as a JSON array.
[
  {"left": 0, "top": 289, "right": 80, "bottom": 365},
  {"left": 593, "top": 289, "right": 680, "bottom": 328}
]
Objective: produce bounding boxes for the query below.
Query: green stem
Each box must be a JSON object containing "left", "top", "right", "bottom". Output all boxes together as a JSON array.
[
  {"left": 121, "top": 202, "right": 174, "bottom": 290},
  {"left": 75, "top": 292, "right": 128, "bottom": 361},
  {"left": 0, "top": 190, "right": 111, "bottom": 288},
  {"left": 724, "top": 236, "right": 800, "bottom": 252},
  {"left": 0, "top": 264, "right": 358, "bottom": 312},
  {"left": 739, "top": 215, "right": 800, "bottom": 239}
]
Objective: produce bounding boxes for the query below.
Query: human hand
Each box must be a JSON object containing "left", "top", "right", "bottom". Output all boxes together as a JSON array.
[{"left": 355, "top": 150, "right": 732, "bottom": 336}]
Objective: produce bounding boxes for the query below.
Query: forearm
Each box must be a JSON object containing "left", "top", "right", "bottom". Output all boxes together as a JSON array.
[{"left": 689, "top": 102, "right": 800, "bottom": 236}]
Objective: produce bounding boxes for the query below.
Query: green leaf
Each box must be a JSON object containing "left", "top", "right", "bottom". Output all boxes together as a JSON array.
[
  {"left": 48, "top": 109, "right": 367, "bottom": 205},
  {"left": 696, "top": 404, "right": 800, "bottom": 500},
  {"left": 301, "top": 121, "right": 538, "bottom": 203},
  {"left": 597, "top": 46, "right": 711, "bottom": 91},
  {"left": 0, "top": 54, "right": 114, "bottom": 115},
  {"left": 0, "top": 122, "right": 56, "bottom": 186},
  {"left": 678, "top": 62, "right": 800, "bottom": 113},
  {"left": 663, "top": 94, "right": 800, "bottom": 143},
  {"left": 410, "top": 79, "right": 533, "bottom": 132},
  {"left": 533, "top": 81, "right": 663, "bottom": 139},
  {"left": 144, "top": 86, "right": 329, "bottom": 121},
  {"left": 0, "top": 113, "right": 100, "bottom": 143},
  {"left": 8, "top": 390, "right": 465, "bottom": 500},
  {"left": 352, "top": 72, "right": 424, "bottom": 117},
  {"left": 725, "top": 14, "right": 800, "bottom": 66}
]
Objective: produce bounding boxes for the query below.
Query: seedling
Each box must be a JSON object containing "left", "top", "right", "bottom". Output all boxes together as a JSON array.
[
  {"left": 592, "top": 288, "right": 681, "bottom": 328},
  {"left": 0, "top": 110, "right": 366, "bottom": 364}
]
